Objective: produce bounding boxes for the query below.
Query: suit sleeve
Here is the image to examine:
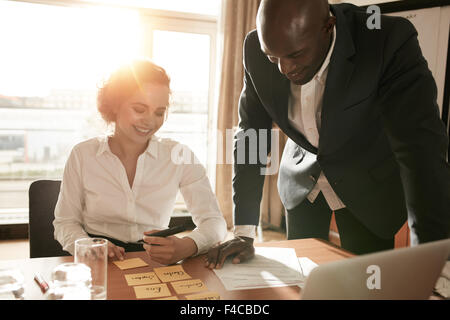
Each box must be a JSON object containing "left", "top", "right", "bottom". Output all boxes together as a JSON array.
[
  {"left": 377, "top": 18, "right": 450, "bottom": 244},
  {"left": 233, "top": 32, "right": 273, "bottom": 226}
]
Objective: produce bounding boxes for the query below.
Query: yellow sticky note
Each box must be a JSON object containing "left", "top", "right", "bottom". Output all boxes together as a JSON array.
[
  {"left": 156, "top": 296, "right": 179, "bottom": 300},
  {"left": 124, "top": 272, "right": 160, "bottom": 286},
  {"left": 186, "top": 292, "right": 221, "bottom": 300},
  {"left": 171, "top": 279, "right": 207, "bottom": 295},
  {"left": 133, "top": 283, "right": 171, "bottom": 299},
  {"left": 113, "top": 258, "right": 149, "bottom": 270},
  {"left": 153, "top": 265, "right": 191, "bottom": 282}
]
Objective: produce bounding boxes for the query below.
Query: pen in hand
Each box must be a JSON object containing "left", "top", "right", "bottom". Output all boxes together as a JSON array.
[
  {"left": 133, "top": 224, "right": 189, "bottom": 244},
  {"left": 144, "top": 224, "right": 189, "bottom": 238}
]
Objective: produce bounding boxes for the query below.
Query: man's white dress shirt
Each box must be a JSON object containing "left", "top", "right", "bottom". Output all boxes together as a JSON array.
[{"left": 54, "top": 135, "right": 227, "bottom": 255}]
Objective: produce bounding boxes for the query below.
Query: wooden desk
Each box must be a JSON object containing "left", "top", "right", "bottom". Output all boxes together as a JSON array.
[{"left": 0, "top": 238, "right": 353, "bottom": 300}]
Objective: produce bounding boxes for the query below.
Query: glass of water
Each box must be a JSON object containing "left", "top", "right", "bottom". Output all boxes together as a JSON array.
[
  {"left": 46, "top": 263, "right": 92, "bottom": 300},
  {"left": 74, "top": 238, "right": 108, "bottom": 300},
  {"left": 0, "top": 268, "right": 25, "bottom": 300}
]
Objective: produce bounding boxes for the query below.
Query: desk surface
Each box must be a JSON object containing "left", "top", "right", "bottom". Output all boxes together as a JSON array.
[{"left": 0, "top": 238, "right": 353, "bottom": 300}]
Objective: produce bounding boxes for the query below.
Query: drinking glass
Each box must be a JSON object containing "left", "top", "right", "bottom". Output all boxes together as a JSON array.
[
  {"left": 46, "top": 263, "right": 92, "bottom": 300},
  {"left": 74, "top": 238, "right": 108, "bottom": 300},
  {"left": 0, "top": 268, "right": 25, "bottom": 300}
]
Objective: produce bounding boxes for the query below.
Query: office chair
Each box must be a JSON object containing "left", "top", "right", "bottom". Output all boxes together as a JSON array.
[
  {"left": 28, "top": 180, "right": 70, "bottom": 258},
  {"left": 28, "top": 180, "right": 196, "bottom": 258}
]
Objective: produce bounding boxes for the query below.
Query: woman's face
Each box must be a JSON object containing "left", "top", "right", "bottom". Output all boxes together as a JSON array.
[{"left": 114, "top": 82, "right": 169, "bottom": 145}]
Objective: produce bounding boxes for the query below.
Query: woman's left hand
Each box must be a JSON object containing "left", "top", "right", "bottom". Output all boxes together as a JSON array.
[{"left": 142, "top": 230, "right": 197, "bottom": 265}]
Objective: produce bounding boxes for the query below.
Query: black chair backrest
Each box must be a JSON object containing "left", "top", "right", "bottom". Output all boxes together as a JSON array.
[{"left": 28, "top": 180, "right": 70, "bottom": 258}]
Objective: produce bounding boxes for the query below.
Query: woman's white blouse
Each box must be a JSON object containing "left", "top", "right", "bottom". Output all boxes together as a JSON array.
[{"left": 53, "top": 135, "right": 227, "bottom": 255}]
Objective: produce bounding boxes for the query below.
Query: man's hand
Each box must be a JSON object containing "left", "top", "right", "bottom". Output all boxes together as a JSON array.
[{"left": 204, "top": 236, "right": 255, "bottom": 269}]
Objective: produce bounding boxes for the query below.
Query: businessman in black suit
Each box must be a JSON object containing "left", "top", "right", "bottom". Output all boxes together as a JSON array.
[{"left": 205, "top": 0, "right": 450, "bottom": 268}]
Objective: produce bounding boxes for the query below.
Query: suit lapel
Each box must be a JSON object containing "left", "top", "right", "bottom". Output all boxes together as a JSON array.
[
  {"left": 319, "top": 5, "right": 356, "bottom": 156},
  {"left": 270, "top": 66, "right": 318, "bottom": 154}
]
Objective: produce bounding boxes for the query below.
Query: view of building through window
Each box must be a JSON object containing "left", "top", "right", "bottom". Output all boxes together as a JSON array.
[
  {"left": 153, "top": 30, "right": 211, "bottom": 166},
  {"left": 0, "top": 0, "right": 218, "bottom": 222}
]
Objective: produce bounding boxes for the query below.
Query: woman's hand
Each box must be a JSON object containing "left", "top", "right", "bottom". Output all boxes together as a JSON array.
[
  {"left": 107, "top": 241, "right": 125, "bottom": 260},
  {"left": 143, "top": 230, "right": 197, "bottom": 265}
]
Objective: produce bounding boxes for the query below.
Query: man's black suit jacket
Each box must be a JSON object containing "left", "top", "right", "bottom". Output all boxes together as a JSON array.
[{"left": 233, "top": 3, "right": 450, "bottom": 244}]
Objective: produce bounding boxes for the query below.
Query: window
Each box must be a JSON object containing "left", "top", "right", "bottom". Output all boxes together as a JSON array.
[
  {"left": 0, "top": 0, "right": 219, "bottom": 225},
  {"left": 152, "top": 30, "right": 213, "bottom": 171},
  {"left": 81, "top": 0, "right": 220, "bottom": 16}
]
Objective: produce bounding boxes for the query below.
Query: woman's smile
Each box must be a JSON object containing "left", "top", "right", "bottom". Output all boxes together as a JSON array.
[{"left": 133, "top": 125, "right": 152, "bottom": 135}]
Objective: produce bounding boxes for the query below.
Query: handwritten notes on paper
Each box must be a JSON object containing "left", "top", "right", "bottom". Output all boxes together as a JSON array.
[
  {"left": 125, "top": 272, "right": 160, "bottom": 286},
  {"left": 133, "top": 283, "right": 171, "bottom": 299},
  {"left": 185, "top": 292, "right": 221, "bottom": 300},
  {"left": 171, "top": 279, "right": 207, "bottom": 295},
  {"left": 213, "top": 247, "right": 304, "bottom": 291},
  {"left": 154, "top": 265, "right": 192, "bottom": 282},
  {"left": 113, "top": 258, "right": 149, "bottom": 270},
  {"left": 114, "top": 257, "right": 218, "bottom": 299}
]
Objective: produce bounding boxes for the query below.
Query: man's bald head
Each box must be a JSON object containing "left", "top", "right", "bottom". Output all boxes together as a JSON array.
[
  {"left": 256, "top": 0, "right": 335, "bottom": 85},
  {"left": 257, "top": 0, "right": 329, "bottom": 40}
]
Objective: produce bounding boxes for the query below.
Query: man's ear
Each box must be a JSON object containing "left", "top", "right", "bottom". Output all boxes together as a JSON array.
[{"left": 324, "top": 15, "right": 336, "bottom": 34}]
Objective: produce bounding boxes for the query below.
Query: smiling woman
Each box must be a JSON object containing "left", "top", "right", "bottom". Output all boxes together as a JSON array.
[
  {"left": 97, "top": 60, "right": 171, "bottom": 125},
  {"left": 52, "top": 59, "right": 227, "bottom": 263}
]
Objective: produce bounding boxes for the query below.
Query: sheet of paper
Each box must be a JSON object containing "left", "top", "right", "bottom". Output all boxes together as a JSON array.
[
  {"left": 171, "top": 279, "right": 207, "bottom": 295},
  {"left": 154, "top": 265, "right": 191, "bottom": 282},
  {"left": 298, "top": 257, "right": 318, "bottom": 277},
  {"left": 133, "top": 283, "right": 171, "bottom": 299},
  {"left": 186, "top": 292, "right": 221, "bottom": 300},
  {"left": 113, "top": 258, "right": 149, "bottom": 270},
  {"left": 297, "top": 257, "right": 318, "bottom": 289},
  {"left": 213, "top": 247, "right": 304, "bottom": 291},
  {"left": 434, "top": 261, "right": 450, "bottom": 298},
  {"left": 124, "top": 272, "right": 160, "bottom": 286}
]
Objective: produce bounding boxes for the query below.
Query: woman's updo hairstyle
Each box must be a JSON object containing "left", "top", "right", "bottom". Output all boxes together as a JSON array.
[{"left": 97, "top": 59, "right": 171, "bottom": 124}]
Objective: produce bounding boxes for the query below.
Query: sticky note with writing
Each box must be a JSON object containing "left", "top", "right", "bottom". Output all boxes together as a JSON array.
[
  {"left": 186, "top": 292, "right": 221, "bottom": 300},
  {"left": 171, "top": 279, "right": 207, "bottom": 295},
  {"left": 113, "top": 258, "right": 149, "bottom": 270},
  {"left": 153, "top": 265, "right": 191, "bottom": 282},
  {"left": 133, "top": 283, "right": 171, "bottom": 299},
  {"left": 125, "top": 272, "right": 160, "bottom": 286},
  {"left": 156, "top": 296, "right": 179, "bottom": 300}
]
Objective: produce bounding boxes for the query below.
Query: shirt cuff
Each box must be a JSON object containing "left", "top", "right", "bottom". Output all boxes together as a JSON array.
[
  {"left": 184, "top": 230, "right": 209, "bottom": 255},
  {"left": 233, "top": 225, "right": 257, "bottom": 239}
]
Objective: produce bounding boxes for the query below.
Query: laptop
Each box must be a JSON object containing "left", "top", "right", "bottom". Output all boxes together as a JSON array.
[{"left": 301, "top": 238, "right": 450, "bottom": 300}]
